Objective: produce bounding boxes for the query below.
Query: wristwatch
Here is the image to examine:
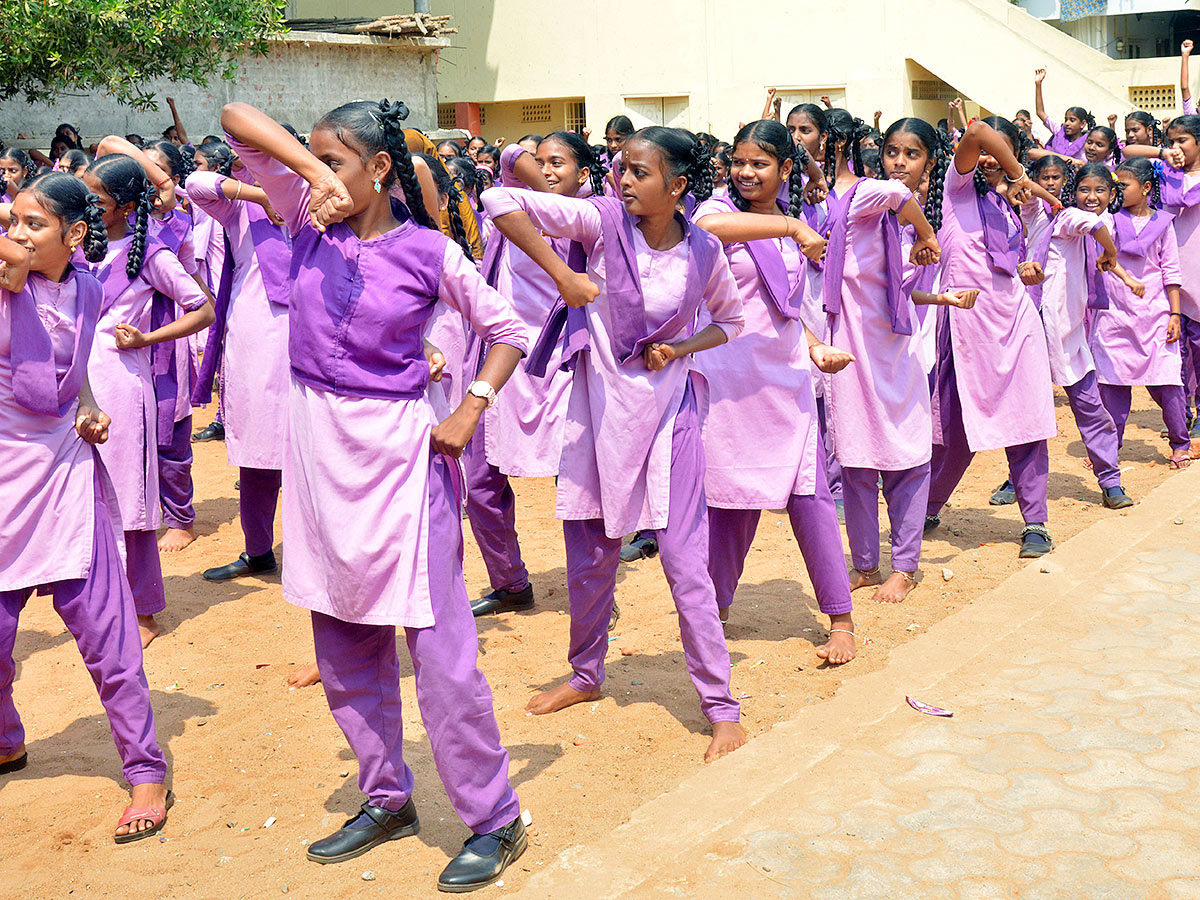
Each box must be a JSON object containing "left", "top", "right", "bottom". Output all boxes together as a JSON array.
[{"left": 467, "top": 380, "right": 497, "bottom": 409}]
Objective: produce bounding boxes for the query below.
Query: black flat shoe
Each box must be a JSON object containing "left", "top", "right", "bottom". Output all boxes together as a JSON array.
[
  {"left": 1018, "top": 523, "right": 1053, "bottom": 559},
  {"left": 437, "top": 816, "right": 527, "bottom": 893},
  {"left": 0, "top": 752, "right": 28, "bottom": 775},
  {"left": 192, "top": 421, "right": 225, "bottom": 443},
  {"left": 470, "top": 584, "right": 535, "bottom": 617},
  {"left": 307, "top": 800, "right": 420, "bottom": 864},
  {"left": 1102, "top": 486, "right": 1134, "bottom": 509},
  {"left": 619, "top": 535, "right": 658, "bottom": 562},
  {"left": 202, "top": 550, "right": 278, "bottom": 582},
  {"left": 923, "top": 514, "right": 941, "bottom": 534},
  {"left": 989, "top": 480, "right": 1016, "bottom": 506}
]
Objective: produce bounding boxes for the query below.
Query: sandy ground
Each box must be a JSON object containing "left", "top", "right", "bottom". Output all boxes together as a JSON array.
[{"left": 0, "top": 388, "right": 1185, "bottom": 900}]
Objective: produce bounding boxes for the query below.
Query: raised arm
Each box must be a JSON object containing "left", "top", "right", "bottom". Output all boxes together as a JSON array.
[
  {"left": 96, "top": 134, "right": 177, "bottom": 212},
  {"left": 1183, "top": 41, "right": 1194, "bottom": 106},
  {"left": 1034, "top": 68, "right": 1050, "bottom": 128},
  {"left": 166, "top": 98, "right": 189, "bottom": 146},
  {"left": 762, "top": 88, "right": 779, "bottom": 122},
  {"left": 953, "top": 119, "right": 1032, "bottom": 198}
]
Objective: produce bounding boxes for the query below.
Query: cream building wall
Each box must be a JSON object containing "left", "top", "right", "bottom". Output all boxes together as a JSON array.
[{"left": 431, "top": 0, "right": 1187, "bottom": 139}]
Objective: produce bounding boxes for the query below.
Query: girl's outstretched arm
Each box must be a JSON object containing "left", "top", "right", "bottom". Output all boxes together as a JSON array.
[
  {"left": 166, "top": 98, "right": 189, "bottom": 146},
  {"left": 1034, "top": 68, "right": 1050, "bottom": 128},
  {"left": 1182, "top": 41, "right": 1194, "bottom": 106},
  {"left": 96, "top": 135, "right": 177, "bottom": 212},
  {"left": 953, "top": 121, "right": 1034, "bottom": 209}
]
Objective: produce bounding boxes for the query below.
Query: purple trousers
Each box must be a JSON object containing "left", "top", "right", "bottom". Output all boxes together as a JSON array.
[
  {"left": 842, "top": 463, "right": 930, "bottom": 574},
  {"left": 125, "top": 529, "right": 166, "bottom": 616},
  {"left": 312, "top": 454, "right": 520, "bottom": 835},
  {"left": 1099, "top": 383, "right": 1190, "bottom": 454},
  {"left": 1179, "top": 315, "right": 1200, "bottom": 408},
  {"left": 462, "top": 412, "right": 530, "bottom": 594},
  {"left": 928, "top": 344, "right": 1050, "bottom": 524},
  {"left": 0, "top": 471, "right": 167, "bottom": 786},
  {"left": 563, "top": 385, "right": 739, "bottom": 724},
  {"left": 239, "top": 467, "right": 281, "bottom": 557},
  {"left": 815, "top": 394, "right": 843, "bottom": 501},
  {"left": 158, "top": 415, "right": 195, "bottom": 530},
  {"left": 1062, "top": 372, "right": 1122, "bottom": 489}
]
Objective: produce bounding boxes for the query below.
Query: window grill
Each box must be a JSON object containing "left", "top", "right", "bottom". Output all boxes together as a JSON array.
[{"left": 1129, "top": 85, "right": 1176, "bottom": 112}]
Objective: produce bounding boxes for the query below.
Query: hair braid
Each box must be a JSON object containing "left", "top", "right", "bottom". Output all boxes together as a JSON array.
[
  {"left": 126, "top": 181, "right": 156, "bottom": 278},
  {"left": 445, "top": 179, "right": 477, "bottom": 260},
  {"left": 81, "top": 192, "right": 109, "bottom": 263},
  {"left": 787, "top": 144, "right": 808, "bottom": 218},
  {"left": 924, "top": 134, "right": 951, "bottom": 232},
  {"left": 585, "top": 143, "right": 608, "bottom": 198},
  {"left": 375, "top": 98, "right": 437, "bottom": 231},
  {"left": 688, "top": 137, "right": 714, "bottom": 202}
]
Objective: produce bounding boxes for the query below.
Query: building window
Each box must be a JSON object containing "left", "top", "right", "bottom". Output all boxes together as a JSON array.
[
  {"left": 522, "top": 102, "right": 552, "bottom": 125},
  {"left": 437, "top": 104, "right": 456, "bottom": 129},
  {"left": 911, "top": 79, "right": 959, "bottom": 103},
  {"left": 565, "top": 100, "right": 587, "bottom": 133},
  {"left": 1129, "top": 84, "right": 1175, "bottom": 112},
  {"left": 623, "top": 96, "right": 689, "bottom": 129}
]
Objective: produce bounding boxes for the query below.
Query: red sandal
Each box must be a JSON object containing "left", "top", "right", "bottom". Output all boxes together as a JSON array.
[{"left": 114, "top": 790, "right": 174, "bottom": 845}]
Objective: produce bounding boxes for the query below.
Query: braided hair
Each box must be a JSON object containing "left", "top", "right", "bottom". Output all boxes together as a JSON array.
[
  {"left": 281, "top": 124, "right": 309, "bottom": 149},
  {"left": 1087, "top": 126, "right": 1122, "bottom": 166},
  {"left": 972, "top": 116, "right": 1027, "bottom": 197},
  {"left": 879, "top": 118, "right": 950, "bottom": 232},
  {"left": 727, "top": 119, "right": 809, "bottom": 218},
  {"left": 0, "top": 148, "right": 36, "bottom": 196},
  {"left": 195, "top": 140, "right": 236, "bottom": 177},
  {"left": 823, "top": 109, "right": 869, "bottom": 178},
  {"left": 446, "top": 156, "right": 483, "bottom": 211},
  {"left": 87, "top": 154, "right": 157, "bottom": 278},
  {"left": 1067, "top": 106, "right": 1097, "bottom": 133},
  {"left": 628, "top": 126, "right": 714, "bottom": 202},
  {"left": 1062, "top": 161, "right": 1123, "bottom": 214},
  {"left": 414, "top": 152, "right": 475, "bottom": 260},
  {"left": 58, "top": 149, "right": 91, "bottom": 177},
  {"left": 315, "top": 99, "right": 437, "bottom": 232},
  {"left": 1125, "top": 111, "right": 1164, "bottom": 148},
  {"left": 1029, "top": 153, "right": 1076, "bottom": 202},
  {"left": 540, "top": 131, "right": 609, "bottom": 197},
  {"left": 1116, "top": 157, "right": 1162, "bottom": 207},
  {"left": 26, "top": 172, "right": 109, "bottom": 264},
  {"left": 146, "top": 139, "right": 195, "bottom": 183}
]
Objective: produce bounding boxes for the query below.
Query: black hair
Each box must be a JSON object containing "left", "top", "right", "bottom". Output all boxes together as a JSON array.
[
  {"left": 1088, "top": 126, "right": 1122, "bottom": 165},
  {"left": 728, "top": 119, "right": 810, "bottom": 217},
  {"left": 162, "top": 125, "right": 179, "bottom": 140},
  {"left": 973, "top": 116, "right": 1028, "bottom": 196},
  {"left": 437, "top": 140, "right": 464, "bottom": 158},
  {"left": 446, "top": 156, "right": 483, "bottom": 211},
  {"left": 195, "top": 140, "right": 236, "bottom": 177},
  {"left": 823, "top": 109, "right": 869, "bottom": 178},
  {"left": 1028, "top": 153, "right": 1075, "bottom": 195},
  {"left": 201, "top": 134, "right": 223, "bottom": 145},
  {"left": 540, "top": 131, "right": 608, "bottom": 197},
  {"left": 1063, "top": 161, "right": 1123, "bottom": 213},
  {"left": 786, "top": 103, "right": 828, "bottom": 135},
  {"left": 468, "top": 136, "right": 488, "bottom": 149},
  {"left": 55, "top": 123, "right": 81, "bottom": 141},
  {"left": 1124, "top": 111, "right": 1164, "bottom": 147},
  {"left": 1115, "top": 157, "right": 1162, "bottom": 207},
  {"left": 1065, "top": 106, "right": 1096, "bottom": 132},
  {"left": 25, "top": 172, "right": 108, "bottom": 264},
  {"left": 86, "top": 153, "right": 157, "bottom": 278},
  {"left": 605, "top": 115, "right": 635, "bottom": 137},
  {"left": 59, "top": 149, "right": 91, "bottom": 176},
  {"left": 864, "top": 128, "right": 883, "bottom": 146},
  {"left": 314, "top": 98, "right": 437, "bottom": 231},
  {"left": 861, "top": 148, "right": 880, "bottom": 175},
  {"left": 145, "top": 139, "right": 195, "bottom": 182},
  {"left": 1015, "top": 108, "right": 1032, "bottom": 119},
  {"left": 880, "top": 117, "right": 949, "bottom": 231},
  {"left": 280, "top": 124, "right": 308, "bottom": 149},
  {"left": 414, "top": 152, "right": 475, "bottom": 260},
  {"left": 125, "top": 134, "right": 144, "bottom": 147},
  {"left": 518, "top": 134, "right": 544, "bottom": 146},
  {"left": 0, "top": 148, "right": 37, "bottom": 195},
  {"left": 50, "top": 134, "right": 78, "bottom": 156},
  {"left": 1168, "top": 114, "right": 1200, "bottom": 144},
  {"left": 627, "top": 126, "right": 714, "bottom": 202},
  {"left": 937, "top": 118, "right": 950, "bottom": 135}
]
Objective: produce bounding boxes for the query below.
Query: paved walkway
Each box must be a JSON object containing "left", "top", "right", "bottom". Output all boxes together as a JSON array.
[{"left": 512, "top": 466, "right": 1200, "bottom": 899}]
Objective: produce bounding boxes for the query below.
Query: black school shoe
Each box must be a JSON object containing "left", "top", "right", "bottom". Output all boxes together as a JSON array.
[
  {"left": 192, "top": 421, "right": 225, "bottom": 442},
  {"left": 989, "top": 480, "right": 1017, "bottom": 506},
  {"left": 470, "top": 584, "right": 535, "bottom": 617},
  {"left": 307, "top": 800, "right": 420, "bottom": 864},
  {"left": 619, "top": 534, "right": 658, "bottom": 562},
  {"left": 1102, "top": 486, "right": 1134, "bottom": 509},
  {"left": 202, "top": 550, "right": 278, "bottom": 582},
  {"left": 437, "top": 816, "right": 527, "bottom": 893},
  {"left": 1018, "top": 523, "right": 1053, "bottom": 559}
]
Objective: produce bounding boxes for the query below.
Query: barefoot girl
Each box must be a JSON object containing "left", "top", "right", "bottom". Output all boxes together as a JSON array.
[
  {"left": 0, "top": 173, "right": 172, "bottom": 842},
  {"left": 925, "top": 117, "right": 1059, "bottom": 558},
  {"left": 1033, "top": 68, "right": 1091, "bottom": 162},
  {"left": 83, "top": 147, "right": 214, "bottom": 646},
  {"left": 220, "top": 99, "right": 528, "bottom": 890},
  {"left": 690, "top": 119, "right": 857, "bottom": 662},
  {"left": 1090, "top": 159, "right": 1189, "bottom": 467},
  {"left": 483, "top": 126, "right": 748, "bottom": 763}
]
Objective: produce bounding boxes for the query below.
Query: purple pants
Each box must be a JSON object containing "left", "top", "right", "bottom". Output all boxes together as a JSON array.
[
  {"left": 842, "top": 463, "right": 930, "bottom": 573},
  {"left": 158, "top": 415, "right": 195, "bottom": 530},
  {"left": 1180, "top": 315, "right": 1200, "bottom": 408},
  {"left": 928, "top": 344, "right": 1050, "bottom": 523},
  {"left": 312, "top": 454, "right": 520, "bottom": 834},
  {"left": 462, "top": 412, "right": 530, "bottom": 594},
  {"left": 1062, "top": 372, "right": 1122, "bottom": 489},
  {"left": 0, "top": 472, "right": 167, "bottom": 786},
  {"left": 239, "top": 467, "right": 281, "bottom": 557},
  {"left": 124, "top": 529, "right": 166, "bottom": 616},
  {"left": 1099, "top": 383, "right": 1190, "bottom": 453},
  {"left": 563, "top": 385, "right": 739, "bottom": 724},
  {"left": 815, "top": 394, "right": 843, "bottom": 501}
]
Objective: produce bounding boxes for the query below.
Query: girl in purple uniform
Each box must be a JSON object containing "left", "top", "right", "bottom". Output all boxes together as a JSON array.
[{"left": 1033, "top": 68, "right": 1091, "bottom": 162}]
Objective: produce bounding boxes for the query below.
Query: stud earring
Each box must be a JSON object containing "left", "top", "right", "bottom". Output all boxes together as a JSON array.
[{"left": 373, "top": 178, "right": 382, "bottom": 194}]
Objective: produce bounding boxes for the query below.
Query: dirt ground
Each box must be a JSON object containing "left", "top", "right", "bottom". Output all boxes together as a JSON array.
[{"left": 0, "top": 389, "right": 1184, "bottom": 900}]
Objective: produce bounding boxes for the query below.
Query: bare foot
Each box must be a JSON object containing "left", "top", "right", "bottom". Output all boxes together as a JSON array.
[
  {"left": 704, "top": 721, "right": 747, "bottom": 763},
  {"left": 158, "top": 527, "right": 195, "bottom": 553},
  {"left": 138, "top": 614, "right": 162, "bottom": 649},
  {"left": 114, "top": 782, "right": 170, "bottom": 839},
  {"left": 287, "top": 662, "right": 321, "bottom": 689},
  {"left": 525, "top": 683, "right": 601, "bottom": 715},
  {"left": 873, "top": 571, "right": 916, "bottom": 604},
  {"left": 815, "top": 613, "right": 856, "bottom": 664},
  {"left": 849, "top": 567, "right": 882, "bottom": 592}
]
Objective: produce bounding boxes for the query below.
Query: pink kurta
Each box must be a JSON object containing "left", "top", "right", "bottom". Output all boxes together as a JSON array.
[
  {"left": 481, "top": 188, "right": 744, "bottom": 538},
  {"left": 0, "top": 274, "right": 119, "bottom": 590},
  {"left": 937, "top": 165, "right": 1057, "bottom": 451},
  {"left": 1036, "top": 208, "right": 1106, "bottom": 386},
  {"left": 87, "top": 236, "right": 208, "bottom": 531},
  {"left": 692, "top": 198, "right": 818, "bottom": 507},
  {"left": 823, "top": 179, "right": 931, "bottom": 471},
  {"left": 152, "top": 209, "right": 200, "bottom": 425},
  {"left": 903, "top": 224, "right": 940, "bottom": 375},
  {"left": 186, "top": 172, "right": 289, "bottom": 470},
  {"left": 1165, "top": 171, "right": 1200, "bottom": 319},
  {"left": 1092, "top": 214, "right": 1184, "bottom": 386}
]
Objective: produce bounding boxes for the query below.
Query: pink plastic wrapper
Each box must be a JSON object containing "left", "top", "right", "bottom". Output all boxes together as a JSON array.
[{"left": 906, "top": 696, "right": 953, "bottom": 717}]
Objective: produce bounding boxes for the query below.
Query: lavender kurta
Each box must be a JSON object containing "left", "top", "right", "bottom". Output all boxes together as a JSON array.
[
  {"left": 1092, "top": 212, "right": 1184, "bottom": 386},
  {"left": 1034, "top": 208, "right": 1107, "bottom": 386},
  {"left": 150, "top": 208, "right": 200, "bottom": 426},
  {"left": 87, "top": 236, "right": 209, "bottom": 531},
  {"left": 692, "top": 198, "right": 819, "bottom": 506},
  {"left": 0, "top": 273, "right": 121, "bottom": 590},
  {"left": 481, "top": 188, "right": 744, "bottom": 538},
  {"left": 823, "top": 179, "right": 931, "bottom": 471},
  {"left": 232, "top": 138, "right": 528, "bottom": 628},
  {"left": 937, "top": 164, "right": 1057, "bottom": 451},
  {"left": 186, "top": 171, "right": 291, "bottom": 470},
  {"left": 1041, "top": 118, "right": 1087, "bottom": 161},
  {"left": 1165, "top": 171, "right": 1200, "bottom": 320}
]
